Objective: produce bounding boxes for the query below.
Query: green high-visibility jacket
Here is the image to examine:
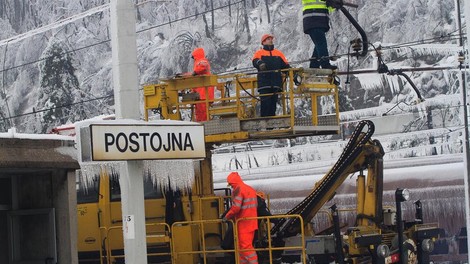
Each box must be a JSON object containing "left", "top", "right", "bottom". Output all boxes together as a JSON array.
[
  {"left": 302, "top": 0, "right": 334, "bottom": 33},
  {"left": 302, "top": 0, "right": 333, "bottom": 12}
]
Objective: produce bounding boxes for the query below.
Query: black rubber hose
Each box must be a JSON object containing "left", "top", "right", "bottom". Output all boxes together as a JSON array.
[
  {"left": 340, "top": 6, "right": 368, "bottom": 57},
  {"left": 394, "top": 70, "right": 425, "bottom": 102},
  {"left": 271, "top": 120, "right": 375, "bottom": 237}
]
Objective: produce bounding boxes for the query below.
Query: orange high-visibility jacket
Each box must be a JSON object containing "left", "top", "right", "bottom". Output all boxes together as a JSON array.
[
  {"left": 225, "top": 172, "right": 258, "bottom": 233},
  {"left": 252, "top": 47, "right": 289, "bottom": 89},
  {"left": 192, "top": 47, "right": 214, "bottom": 100}
]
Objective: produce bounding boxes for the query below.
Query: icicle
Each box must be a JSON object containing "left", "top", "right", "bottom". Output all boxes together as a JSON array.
[
  {"left": 355, "top": 73, "right": 383, "bottom": 91},
  {"left": 144, "top": 159, "right": 196, "bottom": 190},
  {"left": 388, "top": 44, "right": 461, "bottom": 58},
  {"left": 78, "top": 159, "right": 197, "bottom": 192},
  {"left": 79, "top": 161, "right": 125, "bottom": 189}
]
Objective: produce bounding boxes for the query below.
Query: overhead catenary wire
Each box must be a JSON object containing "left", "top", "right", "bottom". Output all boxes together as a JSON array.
[
  {"left": 2, "top": 64, "right": 465, "bottom": 123},
  {"left": 0, "top": 39, "right": 111, "bottom": 74},
  {"left": 0, "top": 0, "right": 464, "bottom": 73},
  {"left": 136, "top": 0, "right": 244, "bottom": 34},
  {"left": 0, "top": 0, "right": 248, "bottom": 126},
  {"left": 1, "top": 64, "right": 463, "bottom": 125},
  {"left": 0, "top": 1, "right": 466, "bottom": 125},
  {"left": 0, "top": 0, "right": 244, "bottom": 75},
  {"left": 382, "top": 103, "right": 465, "bottom": 119},
  {"left": 215, "top": 34, "right": 466, "bottom": 76},
  {"left": 0, "top": 95, "right": 112, "bottom": 122},
  {"left": 1, "top": 41, "right": 13, "bottom": 127},
  {"left": 5, "top": 90, "right": 466, "bottom": 124},
  {"left": 0, "top": 4, "right": 110, "bottom": 48},
  {"left": 381, "top": 31, "right": 465, "bottom": 50},
  {"left": 384, "top": 126, "right": 467, "bottom": 155},
  {"left": 0, "top": 0, "right": 465, "bottom": 74}
]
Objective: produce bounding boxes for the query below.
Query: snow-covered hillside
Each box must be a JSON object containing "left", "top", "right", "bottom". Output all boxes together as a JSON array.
[{"left": 0, "top": 0, "right": 466, "bottom": 133}]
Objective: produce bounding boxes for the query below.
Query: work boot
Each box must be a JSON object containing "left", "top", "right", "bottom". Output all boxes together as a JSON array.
[{"left": 322, "top": 64, "right": 338, "bottom": 70}]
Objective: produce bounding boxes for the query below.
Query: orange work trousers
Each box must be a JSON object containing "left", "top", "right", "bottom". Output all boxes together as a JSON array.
[
  {"left": 237, "top": 230, "right": 258, "bottom": 264},
  {"left": 194, "top": 103, "right": 208, "bottom": 122}
]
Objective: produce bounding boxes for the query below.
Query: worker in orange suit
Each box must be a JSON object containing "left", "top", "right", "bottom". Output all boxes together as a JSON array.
[
  {"left": 222, "top": 172, "right": 258, "bottom": 264},
  {"left": 190, "top": 47, "right": 214, "bottom": 122}
]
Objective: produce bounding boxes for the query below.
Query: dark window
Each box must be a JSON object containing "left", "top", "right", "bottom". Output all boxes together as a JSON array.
[
  {"left": 77, "top": 173, "right": 100, "bottom": 204},
  {"left": 143, "top": 177, "right": 163, "bottom": 199},
  {"left": 0, "top": 177, "right": 11, "bottom": 208},
  {"left": 110, "top": 173, "right": 163, "bottom": 202},
  {"left": 110, "top": 173, "right": 121, "bottom": 201}
]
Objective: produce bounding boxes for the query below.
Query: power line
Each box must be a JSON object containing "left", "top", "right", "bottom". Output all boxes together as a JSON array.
[
  {"left": 385, "top": 126, "right": 467, "bottom": 155},
  {"left": 216, "top": 34, "right": 466, "bottom": 75},
  {"left": 0, "top": 2, "right": 463, "bottom": 75},
  {"left": 0, "top": 0, "right": 463, "bottom": 73},
  {"left": 3, "top": 28, "right": 451, "bottom": 78},
  {"left": 6, "top": 76, "right": 466, "bottom": 124},
  {"left": 0, "top": 4, "right": 110, "bottom": 48},
  {"left": 1, "top": 42, "right": 13, "bottom": 127},
  {"left": 0, "top": 1, "right": 465, "bottom": 132},
  {"left": 136, "top": 0, "right": 244, "bottom": 34},
  {"left": 336, "top": 65, "right": 458, "bottom": 75},
  {"left": 0, "top": 1, "right": 246, "bottom": 124},
  {"left": 0, "top": 0, "right": 465, "bottom": 120},
  {"left": 0, "top": 1, "right": 244, "bottom": 74},
  {"left": 0, "top": 39, "right": 111, "bottom": 74},
  {"left": 1, "top": 95, "right": 112, "bottom": 122},
  {"left": 381, "top": 32, "right": 465, "bottom": 50},
  {"left": 1, "top": 45, "right": 464, "bottom": 123}
]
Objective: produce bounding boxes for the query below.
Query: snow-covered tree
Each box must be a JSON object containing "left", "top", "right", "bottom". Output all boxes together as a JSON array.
[
  {"left": 0, "top": 0, "right": 462, "bottom": 133},
  {"left": 36, "top": 41, "right": 79, "bottom": 133},
  {"left": 0, "top": 107, "right": 10, "bottom": 131}
]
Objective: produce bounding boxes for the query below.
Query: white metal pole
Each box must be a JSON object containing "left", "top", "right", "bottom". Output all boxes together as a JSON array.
[
  {"left": 110, "top": 0, "right": 141, "bottom": 120},
  {"left": 110, "top": 0, "right": 147, "bottom": 263},
  {"left": 462, "top": 0, "right": 470, "bottom": 261}
]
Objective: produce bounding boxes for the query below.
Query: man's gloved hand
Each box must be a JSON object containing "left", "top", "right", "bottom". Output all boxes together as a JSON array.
[
  {"left": 293, "top": 72, "right": 302, "bottom": 86},
  {"left": 259, "top": 63, "right": 267, "bottom": 71},
  {"left": 221, "top": 217, "right": 228, "bottom": 223}
]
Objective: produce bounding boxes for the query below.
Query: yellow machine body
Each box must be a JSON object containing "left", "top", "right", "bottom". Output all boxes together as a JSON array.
[
  {"left": 77, "top": 69, "right": 438, "bottom": 264},
  {"left": 77, "top": 166, "right": 224, "bottom": 263}
]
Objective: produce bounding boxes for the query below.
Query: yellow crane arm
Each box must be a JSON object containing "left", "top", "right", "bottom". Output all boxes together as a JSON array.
[{"left": 272, "top": 120, "right": 385, "bottom": 238}]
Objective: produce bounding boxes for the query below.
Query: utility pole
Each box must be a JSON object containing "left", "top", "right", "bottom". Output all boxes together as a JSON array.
[
  {"left": 110, "top": 0, "right": 148, "bottom": 263},
  {"left": 460, "top": 0, "right": 470, "bottom": 261}
]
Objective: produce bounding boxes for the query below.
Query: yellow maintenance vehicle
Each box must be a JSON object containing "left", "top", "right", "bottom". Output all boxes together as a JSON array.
[
  {"left": 77, "top": 67, "right": 339, "bottom": 264},
  {"left": 76, "top": 67, "right": 440, "bottom": 264}
]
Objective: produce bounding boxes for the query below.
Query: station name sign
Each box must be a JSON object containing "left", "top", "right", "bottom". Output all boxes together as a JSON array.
[{"left": 89, "top": 124, "right": 205, "bottom": 161}]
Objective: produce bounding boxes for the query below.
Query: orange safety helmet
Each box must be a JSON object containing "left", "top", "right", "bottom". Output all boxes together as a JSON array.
[
  {"left": 256, "top": 191, "right": 266, "bottom": 200},
  {"left": 260, "top": 34, "right": 274, "bottom": 44}
]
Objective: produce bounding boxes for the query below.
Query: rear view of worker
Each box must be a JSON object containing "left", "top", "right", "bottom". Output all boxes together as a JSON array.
[
  {"left": 252, "top": 34, "right": 290, "bottom": 117},
  {"left": 302, "top": 0, "right": 336, "bottom": 69},
  {"left": 191, "top": 47, "right": 214, "bottom": 121},
  {"left": 223, "top": 172, "right": 258, "bottom": 264}
]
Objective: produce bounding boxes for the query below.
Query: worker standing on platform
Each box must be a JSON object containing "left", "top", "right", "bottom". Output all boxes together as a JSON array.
[
  {"left": 223, "top": 172, "right": 259, "bottom": 264},
  {"left": 252, "top": 34, "right": 290, "bottom": 117},
  {"left": 302, "top": 0, "right": 336, "bottom": 69},
  {"left": 190, "top": 47, "right": 214, "bottom": 121}
]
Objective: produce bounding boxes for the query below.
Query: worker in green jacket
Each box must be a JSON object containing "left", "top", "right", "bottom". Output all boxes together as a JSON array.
[{"left": 302, "top": 0, "right": 336, "bottom": 69}]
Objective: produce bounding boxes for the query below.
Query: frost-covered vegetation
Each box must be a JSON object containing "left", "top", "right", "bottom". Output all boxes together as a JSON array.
[{"left": 0, "top": 0, "right": 465, "bottom": 134}]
